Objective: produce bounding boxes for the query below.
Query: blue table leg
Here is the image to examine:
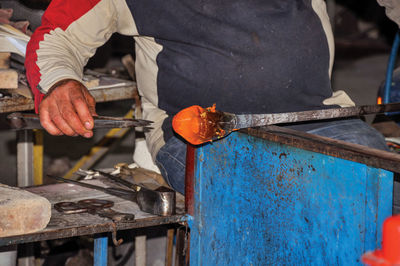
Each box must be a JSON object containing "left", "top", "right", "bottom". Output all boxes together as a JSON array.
[{"left": 94, "top": 235, "right": 108, "bottom": 266}]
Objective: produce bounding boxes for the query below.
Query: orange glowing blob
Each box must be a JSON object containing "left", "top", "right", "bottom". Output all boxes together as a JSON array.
[{"left": 172, "top": 104, "right": 226, "bottom": 145}]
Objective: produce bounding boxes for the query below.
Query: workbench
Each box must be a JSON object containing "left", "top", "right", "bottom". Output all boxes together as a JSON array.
[{"left": 0, "top": 178, "right": 185, "bottom": 265}]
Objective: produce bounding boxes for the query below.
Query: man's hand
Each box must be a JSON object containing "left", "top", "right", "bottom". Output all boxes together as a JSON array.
[{"left": 39, "top": 79, "right": 97, "bottom": 138}]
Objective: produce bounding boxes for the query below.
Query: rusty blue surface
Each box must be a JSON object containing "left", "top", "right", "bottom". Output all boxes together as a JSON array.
[
  {"left": 189, "top": 131, "right": 393, "bottom": 265},
  {"left": 94, "top": 235, "right": 107, "bottom": 266}
]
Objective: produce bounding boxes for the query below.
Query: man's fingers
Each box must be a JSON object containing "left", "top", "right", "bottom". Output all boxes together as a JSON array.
[
  {"left": 83, "top": 89, "right": 97, "bottom": 117},
  {"left": 39, "top": 107, "right": 62, "bottom": 136},
  {"left": 58, "top": 100, "right": 93, "bottom": 137},
  {"left": 38, "top": 79, "right": 96, "bottom": 138},
  {"left": 70, "top": 92, "right": 94, "bottom": 130},
  {"left": 49, "top": 104, "right": 76, "bottom": 136}
]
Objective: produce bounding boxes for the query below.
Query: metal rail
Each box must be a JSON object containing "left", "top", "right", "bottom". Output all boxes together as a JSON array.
[{"left": 246, "top": 126, "right": 400, "bottom": 173}]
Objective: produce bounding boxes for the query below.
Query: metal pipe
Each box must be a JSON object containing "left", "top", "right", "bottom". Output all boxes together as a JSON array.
[
  {"left": 135, "top": 235, "right": 147, "bottom": 266},
  {"left": 94, "top": 236, "right": 108, "bottom": 266}
]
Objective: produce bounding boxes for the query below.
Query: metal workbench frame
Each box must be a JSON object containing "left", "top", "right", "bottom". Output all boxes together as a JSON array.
[
  {"left": 0, "top": 215, "right": 185, "bottom": 247},
  {"left": 0, "top": 181, "right": 186, "bottom": 266}
]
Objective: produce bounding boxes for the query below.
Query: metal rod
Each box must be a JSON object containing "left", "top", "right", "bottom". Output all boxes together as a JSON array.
[
  {"left": 234, "top": 102, "right": 400, "bottom": 128},
  {"left": 46, "top": 175, "right": 135, "bottom": 198},
  {"left": 95, "top": 169, "right": 142, "bottom": 192},
  {"left": 166, "top": 229, "right": 175, "bottom": 266},
  {"left": 175, "top": 227, "right": 187, "bottom": 266},
  {"left": 135, "top": 235, "right": 147, "bottom": 266},
  {"left": 7, "top": 112, "right": 152, "bottom": 130},
  {"left": 17, "top": 130, "right": 33, "bottom": 187},
  {"left": 33, "top": 129, "right": 43, "bottom": 185}
]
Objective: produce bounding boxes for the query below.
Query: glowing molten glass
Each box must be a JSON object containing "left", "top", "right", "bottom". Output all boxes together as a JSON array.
[{"left": 172, "top": 104, "right": 225, "bottom": 145}]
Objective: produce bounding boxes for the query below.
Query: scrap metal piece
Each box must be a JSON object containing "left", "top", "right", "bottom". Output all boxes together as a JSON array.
[
  {"left": 7, "top": 112, "right": 152, "bottom": 130},
  {"left": 137, "top": 185, "right": 176, "bottom": 217}
]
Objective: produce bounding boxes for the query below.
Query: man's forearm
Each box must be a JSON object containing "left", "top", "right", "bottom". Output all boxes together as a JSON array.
[{"left": 24, "top": 0, "right": 121, "bottom": 113}]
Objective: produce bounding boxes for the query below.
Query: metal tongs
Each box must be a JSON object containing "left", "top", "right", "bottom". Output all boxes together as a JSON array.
[
  {"left": 7, "top": 112, "right": 152, "bottom": 130},
  {"left": 47, "top": 172, "right": 176, "bottom": 216}
]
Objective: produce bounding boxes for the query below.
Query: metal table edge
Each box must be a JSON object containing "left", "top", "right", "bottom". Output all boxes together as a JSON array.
[
  {"left": 243, "top": 125, "right": 400, "bottom": 173},
  {"left": 0, "top": 214, "right": 186, "bottom": 246}
]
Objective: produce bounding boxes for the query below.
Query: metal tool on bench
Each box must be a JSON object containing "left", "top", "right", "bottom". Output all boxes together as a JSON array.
[
  {"left": 173, "top": 102, "right": 400, "bottom": 145},
  {"left": 48, "top": 174, "right": 176, "bottom": 216},
  {"left": 6, "top": 112, "right": 152, "bottom": 130},
  {"left": 94, "top": 169, "right": 176, "bottom": 217},
  {"left": 54, "top": 198, "right": 136, "bottom": 223}
]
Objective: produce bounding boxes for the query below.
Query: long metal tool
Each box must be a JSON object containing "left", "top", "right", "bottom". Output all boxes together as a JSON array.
[
  {"left": 94, "top": 169, "right": 143, "bottom": 192},
  {"left": 47, "top": 175, "right": 175, "bottom": 216},
  {"left": 173, "top": 102, "right": 400, "bottom": 145},
  {"left": 221, "top": 102, "right": 400, "bottom": 132},
  {"left": 48, "top": 174, "right": 137, "bottom": 198},
  {"left": 7, "top": 112, "right": 152, "bottom": 130}
]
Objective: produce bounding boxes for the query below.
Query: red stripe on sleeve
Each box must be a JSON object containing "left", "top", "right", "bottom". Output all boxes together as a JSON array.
[{"left": 24, "top": 0, "right": 101, "bottom": 113}]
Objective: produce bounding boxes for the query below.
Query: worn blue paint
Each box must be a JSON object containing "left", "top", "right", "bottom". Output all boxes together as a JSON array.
[
  {"left": 94, "top": 236, "right": 108, "bottom": 266},
  {"left": 189, "top": 132, "right": 393, "bottom": 265}
]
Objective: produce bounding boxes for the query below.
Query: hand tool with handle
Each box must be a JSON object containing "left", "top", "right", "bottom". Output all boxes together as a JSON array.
[
  {"left": 7, "top": 112, "right": 152, "bottom": 130},
  {"left": 173, "top": 102, "right": 400, "bottom": 145},
  {"left": 54, "top": 198, "right": 134, "bottom": 246},
  {"left": 54, "top": 199, "right": 136, "bottom": 222}
]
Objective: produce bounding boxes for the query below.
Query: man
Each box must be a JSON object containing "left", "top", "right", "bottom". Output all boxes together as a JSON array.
[{"left": 25, "top": 0, "right": 399, "bottom": 194}]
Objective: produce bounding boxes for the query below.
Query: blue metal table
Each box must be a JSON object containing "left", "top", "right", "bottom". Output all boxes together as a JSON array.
[{"left": 185, "top": 126, "right": 398, "bottom": 265}]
